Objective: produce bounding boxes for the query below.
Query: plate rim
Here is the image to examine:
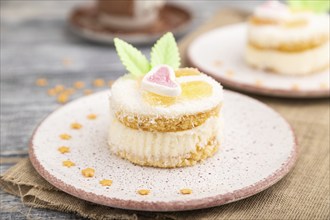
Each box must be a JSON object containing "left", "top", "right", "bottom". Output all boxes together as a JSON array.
[
  {"left": 29, "top": 90, "right": 298, "bottom": 212},
  {"left": 187, "top": 23, "right": 330, "bottom": 98}
]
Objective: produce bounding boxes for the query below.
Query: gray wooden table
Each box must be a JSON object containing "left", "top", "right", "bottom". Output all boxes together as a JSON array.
[{"left": 0, "top": 1, "right": 259, "bottom": 219}]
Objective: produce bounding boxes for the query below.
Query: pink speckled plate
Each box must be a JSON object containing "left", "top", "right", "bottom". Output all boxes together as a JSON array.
[
  {"left": 29, "top": 90, "right": 297, "bottom": 212},
  {"left": 188, "top": 23, "right": 330, "bottom": 98}
]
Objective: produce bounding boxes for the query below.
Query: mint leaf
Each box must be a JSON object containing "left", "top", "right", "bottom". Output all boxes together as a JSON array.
[
  {"left": 150, "top": 32, "right": 181, "bottom": 69},
  {"left": 114, "top": 38, "right": 150, "bottom": 76},
  {"left": 287, "top": 0, "right": 330, "bottom": 13}
]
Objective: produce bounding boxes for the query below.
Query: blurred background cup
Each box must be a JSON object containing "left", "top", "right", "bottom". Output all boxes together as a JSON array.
[{"left": 97, "top": 0, "right": 165, "bottom": 30}]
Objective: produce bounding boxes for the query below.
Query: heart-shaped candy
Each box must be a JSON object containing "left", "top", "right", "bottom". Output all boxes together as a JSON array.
[{"left": 141, "top": 65, "right": 181, "bottom": 97}]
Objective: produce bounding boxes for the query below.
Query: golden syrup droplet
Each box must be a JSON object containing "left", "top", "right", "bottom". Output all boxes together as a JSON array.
[
  {"left": 73, "top": 81, "right": 85, "bottom": 89},
  {"left": 142, "top": 91, "right": 177, "bottom": 106},
  {"left": 36, "top": 78, "right": 48, "bottom": 87},
  {"left": 71, "top": 122, "right": 82, "bottom": 129},
  {"left": 181, "top": 81, "right": 213, "bottom": 99},
  {"left": 175, "top": 68, "right": 201, "bottom": 77},
  {"left": 82, "top": 168, "right": 95, "bottom": 177},
  {"left": 54, "top": 85, "right": 65, "bottom": 93},
  {"left": 62, "top": 160, "right": 75, "bottom": 167},
  {"left": 59, "top": 133, "right": 72, "bottom": 140},
  {"left": 93, "top": 78, "right": 105, "bottom": 87},
  {"left": 58, "top": 146, "right": 70, "bottom": 154},
  {"left": 180, "top": 188, "right": 193, "bottom": 195},
  {"left": 99, "top": 179, "right": 113, "bottom": 186},
  {"left": 137, "top": 189, "right": 150, "bottom": 195}
]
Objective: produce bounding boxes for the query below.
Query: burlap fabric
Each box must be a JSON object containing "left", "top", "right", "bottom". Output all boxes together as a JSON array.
[{"left": 1, "top": 9, "right": 329, "bottom": 220}]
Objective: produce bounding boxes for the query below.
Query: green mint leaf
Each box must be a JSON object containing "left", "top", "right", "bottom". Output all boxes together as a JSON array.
[
  {"left": 114, "top": 38, "right": 150, "bottom": 76},
  {"left": 150, "top": 32, "right": 181, "bottom": 69},
  {"left": 287, "top": 0, "right": 330, "bottom": 13}
]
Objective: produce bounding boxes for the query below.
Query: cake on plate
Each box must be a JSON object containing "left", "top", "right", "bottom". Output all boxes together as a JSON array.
[
  {"left": 108, "top": 33, "right": 223, "bottom": 168},
  {"left": 97, "top": 0, "right": 165, "bottom": 30},
  {"left": 245, "top": 0, "right": 330, "bottom": 75}
]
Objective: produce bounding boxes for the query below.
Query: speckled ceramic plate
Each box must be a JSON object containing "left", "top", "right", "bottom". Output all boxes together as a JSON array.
[
  {"left": 29, "top": 90, "right": 297, "bottom": 211},
  {"left": 188, "top": 23, "right": 330, "bottom": 98},
  {"left": 68, "top": 3, "right": 192, "bottom": 44}
]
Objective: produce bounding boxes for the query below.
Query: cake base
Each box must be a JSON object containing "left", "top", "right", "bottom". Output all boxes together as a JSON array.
[
  {"left": 111, "top": 136, "right": 219, "bottom": 168},
  {"left": 245, "top": 42, "right": 330, "bottom": 75},
  {"left": 108, "top": 114, "right": 223, "bottom": 168}
]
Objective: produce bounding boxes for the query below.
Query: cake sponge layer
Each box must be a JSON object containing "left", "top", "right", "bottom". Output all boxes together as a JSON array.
[
  {"left": 115, "top": 104, "right": 221, "bottom": 132},
  {"left": 108, "top": 114, "right": 223, "bottom": 168}
]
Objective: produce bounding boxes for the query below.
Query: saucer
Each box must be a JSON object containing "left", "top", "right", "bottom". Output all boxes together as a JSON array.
[
  {"left": 30, "top": 90, "right": 297, "bottom": 211},
  {"left": 68, "top": 3, "right": 192, "bottom": 44}
]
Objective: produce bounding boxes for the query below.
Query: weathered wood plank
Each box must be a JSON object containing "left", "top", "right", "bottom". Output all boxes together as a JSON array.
[{"left": 1, "top": 70, "right": 123, "bottom": 153}]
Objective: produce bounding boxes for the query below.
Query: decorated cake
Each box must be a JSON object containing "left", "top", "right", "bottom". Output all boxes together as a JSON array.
[
  {"left": 245, "top": 0, "right": 330, "bottom": 75},
  {"left": 97, "top": 0, "right": 165, "bottom": 30},
  {"left": 108, "top": 33, "right": 223, "bottom": 168}
]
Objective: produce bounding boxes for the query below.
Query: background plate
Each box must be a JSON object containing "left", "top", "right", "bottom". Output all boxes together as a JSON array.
[
  {"left": 188, "top": 23, "right": 330, "bottom": 98},
  {"left": 68, "top": 3, "right": 192, "bottom": 45},
  {"left": 29, "top": 90, "right": 297, "bottom": 211}
]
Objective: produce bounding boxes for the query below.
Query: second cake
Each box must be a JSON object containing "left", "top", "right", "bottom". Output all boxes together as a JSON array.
[{"left": 245, "top": 0, "right": 330, "bottom": 75}]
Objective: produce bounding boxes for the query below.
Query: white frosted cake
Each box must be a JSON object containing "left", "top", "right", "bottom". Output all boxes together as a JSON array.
[
  {"left": 108, "top": 33, "right": 223, "bottom": 168},
  {"left": 245, "top": 0, "right": 330, "bottom": 75}
]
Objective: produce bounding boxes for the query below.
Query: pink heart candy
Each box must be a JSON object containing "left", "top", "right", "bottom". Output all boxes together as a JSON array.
[
  {"left": 142, "top": 65, "right": 181, "bottom": 97},
  {"left": 147, "top": 66, "right": 177, "bottom": 87}
]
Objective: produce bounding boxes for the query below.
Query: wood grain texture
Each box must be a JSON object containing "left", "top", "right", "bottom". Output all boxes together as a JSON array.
[{"left": 0, "top": 0, "right": 255, "bottom": 161}]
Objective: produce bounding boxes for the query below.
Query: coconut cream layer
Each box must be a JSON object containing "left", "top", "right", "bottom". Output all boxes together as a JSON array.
[
  {"left": 108, "top": 113, "right": 223, "bottom": 162},
  {"left": 248, "top": 14, "right": 329, "bottom": 49},
  {"left": 245, "top": 41, "right": 330, "bottom": 75},
  {"left": 110, "top": 73, "right": 223, "bottom": 118}
]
